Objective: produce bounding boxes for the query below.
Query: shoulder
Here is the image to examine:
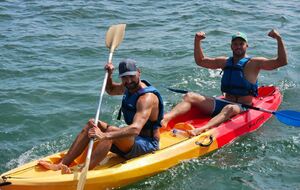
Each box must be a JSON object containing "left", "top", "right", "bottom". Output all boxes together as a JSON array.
[
  {"left": 249, "top": 57, "right": 268, "bottom": 64},
  {"left": 249, "top": 57, "right": 268, "bottom": 62},
  {"left": 247, "top": 57, "right": 267, "bottom": 68},
  {"left": 213, "top": 56, "right": 228, "bottom": 68},
  {"left": 137, "top": 92, "right": 158, "bottom": 103},
  {"left": 136, "top": 92, "right": 158, "bottom": 109}
]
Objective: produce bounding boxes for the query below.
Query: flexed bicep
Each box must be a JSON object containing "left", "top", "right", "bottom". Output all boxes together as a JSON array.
[{"left": 254, "top": 57, "right": 285, "bottom": 71}]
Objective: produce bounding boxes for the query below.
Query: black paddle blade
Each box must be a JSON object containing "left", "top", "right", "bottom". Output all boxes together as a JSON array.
[{"left": 167, "top": 88, "right": 188, "bottom": 94}]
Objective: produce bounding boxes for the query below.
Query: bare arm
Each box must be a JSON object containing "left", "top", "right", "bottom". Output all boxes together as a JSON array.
[
  {"left": 194, "top": 32, "right": 227, "bottom": 69},
  {"left": 90, "top": 93, "right": 156, "bottom": 140},
  {"left": 104, "top": 62, "right": 125, "bottom": 95},
  {"left": 254, "top": 29, "right": 288, "bottom": 70}
]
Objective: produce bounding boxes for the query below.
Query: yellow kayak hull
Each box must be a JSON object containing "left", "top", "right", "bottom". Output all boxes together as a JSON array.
[
  {"left": 1, "top": 133, "right": 218, "bottom": 190},
  {"left": 0, "top": 86, "right": 281, "bottom": 190}
]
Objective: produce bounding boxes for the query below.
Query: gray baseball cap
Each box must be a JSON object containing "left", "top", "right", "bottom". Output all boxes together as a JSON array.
[{"left": 118, "top": 59, "right": 138, "bottom": 77}]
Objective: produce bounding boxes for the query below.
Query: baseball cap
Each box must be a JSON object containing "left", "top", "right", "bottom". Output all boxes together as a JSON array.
[
  {"left": 232, "top": 32, "right": 248, "bottom": 43},
  {"left": 118, "top": 59, "right": 138, "bottom": 77}
]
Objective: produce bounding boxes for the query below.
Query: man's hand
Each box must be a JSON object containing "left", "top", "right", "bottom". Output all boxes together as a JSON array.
[
  {"left": 195, "top": 31, "right": 206, "bottom": 41},
  {"left": 88, "top": 124, "right": 107, "bottom": 141},
  {"left": 104, "top": 62, "right": 114, "bottom": 75},
  {"left": 87, "top": 119, "right": 108, "bottom": 140},
  {"left": 97, "top": 120, "right": 109, "bottom": 132},
  {"left": 268, "top": 29, "right": 281, "bottom": 40}
]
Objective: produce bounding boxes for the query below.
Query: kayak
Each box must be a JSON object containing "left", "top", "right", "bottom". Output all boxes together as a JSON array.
[{"left": 0, "top": 86, "right": 281, "bottom": 190}]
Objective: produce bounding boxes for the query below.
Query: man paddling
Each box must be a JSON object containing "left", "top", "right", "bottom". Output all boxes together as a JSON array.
[
  {"left": 39, "top": 59, "right": 164, "bottom": 173},
  {"left": 161, "top": 29, "right": 287, "bottom": 136}
]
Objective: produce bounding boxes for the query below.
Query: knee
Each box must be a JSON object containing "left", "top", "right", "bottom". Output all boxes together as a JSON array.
[
  {"left": 183, "top": 92, "right": 205, "bottom": 104},
  {"left": 81, "top": 119, "right": 94, "bottom": 133},
  {"left": 221, "top": 105, "right": 239, "bottom": 118}
]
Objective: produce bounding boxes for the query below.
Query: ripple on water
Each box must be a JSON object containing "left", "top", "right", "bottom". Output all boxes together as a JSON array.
[{"left": 1, "top": 0, "right": 300, "bottom": 189}]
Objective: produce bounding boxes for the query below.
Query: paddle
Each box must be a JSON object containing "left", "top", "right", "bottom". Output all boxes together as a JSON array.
[
  {"left": 167, "top": 87, "right": 300, "bottom": 127},
  {"left": 77, "top": 24, "right": 126, "bottom": 190}
]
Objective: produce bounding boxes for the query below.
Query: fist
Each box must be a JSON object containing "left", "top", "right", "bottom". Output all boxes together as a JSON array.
[
  {"left": 88, "top": 125, "right": 106, "bottom": 140},
  {"left": 104, "top": 62, "right": 114, "bottom": 74},
  {"left": 87, "top": 119, "right": 97, "bottom": 128},
  {"left": 268, "top": 29, "right": 281, "bottom": 39},
  {"left": 195, "top": 31, "right": 206, "bottom": 41}
]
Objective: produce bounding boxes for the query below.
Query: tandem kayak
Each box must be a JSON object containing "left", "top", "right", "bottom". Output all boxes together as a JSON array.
[{"left": 0, "top": 86, "right": 281, "bottom": 190}]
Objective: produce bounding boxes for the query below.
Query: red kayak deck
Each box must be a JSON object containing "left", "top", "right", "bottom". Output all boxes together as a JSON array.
[{"left": 165, "top": 86, "right": 282, "bottom": 148}]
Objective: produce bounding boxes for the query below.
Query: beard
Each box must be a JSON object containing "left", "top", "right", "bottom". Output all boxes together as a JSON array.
[
  {"left": 233, "top": 49, "right": 246, "bottom": 57},
  {"left": 125, "top": 79, "right": 140, "bottom": 91}
]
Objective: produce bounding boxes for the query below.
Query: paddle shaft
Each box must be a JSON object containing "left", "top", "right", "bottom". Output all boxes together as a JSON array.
[
  {"left": 216, "top": 98, "right": 274, "bottom": 114},
  {"left": 167, "top": 87, "right": 274, "bottom": 114},
  {"left": 77, "top": 23, "right": 126, "bottom": 190},
  {"left": 79, "top": 52, "right": 113, "bottom": 185},
  {"left": 94, "top": 53, "right": 113, "bottom": 125}
]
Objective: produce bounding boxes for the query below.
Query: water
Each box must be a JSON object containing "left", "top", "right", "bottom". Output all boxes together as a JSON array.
[{"left": 1, "top": 0, "right": 300, "bottom": 189}]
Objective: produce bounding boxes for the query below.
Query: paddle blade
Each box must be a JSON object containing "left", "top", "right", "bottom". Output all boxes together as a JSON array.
[
  {"left": 105, "top": 24, "right": 126, "bottom": 53},
  {"left": 76, "top": 139, "right": 94, "bottom": 190},
  {"left": 275, "top": 110, "right": 300, "bottom": 127},
  {"left": 77, "top": 164, "right": 89, "bottom": 190},
  {"left": 167, "top": 87, "right": 188, "bottom": 94}
]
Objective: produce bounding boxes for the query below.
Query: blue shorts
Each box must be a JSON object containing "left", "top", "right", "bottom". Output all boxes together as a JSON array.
[
  {"left": 212, "top": 98, "right": 247, "bottom": 117},
  {"left": 110, "top": 136, "right": 159, "bottom": 159}
]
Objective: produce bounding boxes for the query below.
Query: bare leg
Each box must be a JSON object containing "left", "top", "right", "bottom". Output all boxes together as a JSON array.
[
  {"left": 161, "top": 92, "right": 214, "bottom": 127},
  {"left": 161, "top": 100, "right": 192, "bottom": 128},
  {"left": 188, "top": 104, "right": 242, "bottom": 136},
  {"left": 39, "top": 122, "right": 135, "bottom": 171},
  {"left": 61, "top": 123, "right": 92, "bottom": 166},
  {"left": 88, "top": 126, "right": 135, "bottom": 169},
  {"left": 88, "top": 140, "right": 113, "bottom": 169},
  {"left": 38, "top": 122, "right": 93, "bottom": 173}
]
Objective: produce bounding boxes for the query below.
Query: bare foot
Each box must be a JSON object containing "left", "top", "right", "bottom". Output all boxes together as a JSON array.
[
  {"left": 160, "top": 118, "right": 170, "bottom": 129},
  {"left": 187, "top": 127, "right": 209, "bottom": 137},
  {"left": 186, "top": 129, "right": 197, "bottom": 137},
  {"left": 38, "top": 160, "right": 62, "bottom": 171},
  {"left": 38, "top": 160, "right": 72, "bottom": 174},
  {"left": 61, "top": 164, "right": 72, "bottom": 174}
]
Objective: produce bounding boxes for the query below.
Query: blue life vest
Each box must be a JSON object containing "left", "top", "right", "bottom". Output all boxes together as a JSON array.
[
  {"left": 221, "top": 57, "right": 258, "bottom": 97},
  {"left": 119, "top": 80, "right": 164, "bottom": 134}
]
